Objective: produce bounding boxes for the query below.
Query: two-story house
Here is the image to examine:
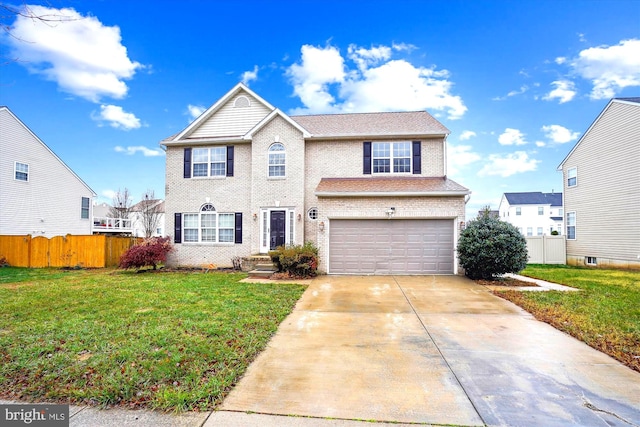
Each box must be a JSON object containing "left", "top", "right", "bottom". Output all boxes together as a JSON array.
[
  {"left": 161, "top": 83, "right": 470, "bottom": 274},
  {"left": 498, "top": 192, "right": 564, "bottom": 236},
  {"left": 558, "top": 98, "right": 640, "bottom": 269},
  {"left": 0, "top": 106, "right": 96, "bottom": 237}
]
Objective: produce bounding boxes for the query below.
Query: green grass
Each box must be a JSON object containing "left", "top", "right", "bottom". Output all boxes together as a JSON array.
[
  {"left": 0, "top": 267, "right": 306, "bottom": 411},
  {"left": 493, "top": 264, "right": 639, "bottom": 372}
]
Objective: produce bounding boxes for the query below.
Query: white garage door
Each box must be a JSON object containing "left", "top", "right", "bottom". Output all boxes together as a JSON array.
[{"left": 329, "top": 219, "right": 454, "bottom": 274}]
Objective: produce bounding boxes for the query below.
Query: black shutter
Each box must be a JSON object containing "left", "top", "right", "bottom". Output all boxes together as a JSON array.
[
  {"left": 174, "top": 213, "right": 182, "bottom": 243},
  {"left": 183, "top": 148, "right": 192, "bottom": 178},
  {"left": 412, "top": 141, "right": 421, "bottom": 174},
  {"left": 363, "top": 141, "right": 372, "bottom": 175},
  {"left": 226, "top": 146, "right": 234, "bottom": 177},
  {"left": 234, "top": 213, "right": 242, "bottom": 244}
]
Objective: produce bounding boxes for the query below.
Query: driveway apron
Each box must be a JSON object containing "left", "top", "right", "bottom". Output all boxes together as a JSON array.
[{"left": 221, "top": 275, "right": 640, "bottom": 426}]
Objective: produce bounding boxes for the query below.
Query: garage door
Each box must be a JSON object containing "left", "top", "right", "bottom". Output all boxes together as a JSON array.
[{"left": 329, "top": 219, "right": 454, "bottom": 274}]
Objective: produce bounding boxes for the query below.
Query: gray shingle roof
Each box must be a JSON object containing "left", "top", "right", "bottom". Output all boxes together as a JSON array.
[
  {"left": 615, "top": 97, "right": 640, "bottom": 104},
  {"left": 504, "top": 192, "right": 562, "bottom": 206},
  {"left": 316, "top": 177, "right": 470, "bottom": 196},
  {"left": 291, "top": 111, "right": 450, "bottom": 139}
]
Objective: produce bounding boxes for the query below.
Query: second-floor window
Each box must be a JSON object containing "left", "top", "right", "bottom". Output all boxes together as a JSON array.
[
  {"left": 373, "top": 142, "right": 411, "bottom": 174},
  {"left": 193, "top": 147, "right": 226, "bottom": 177},
  {"left": 15, "top": 162, "right": 29, "bottom": 181},
  {"left": 516, "top": 207, "right": 521, "bottom": 216},
  {"left": 268, "top": 143, "right": 285, "bottom": 177},
  {"left": 526, "top": 227, "right": 532, "bottom": 236},
  {"left": 538, "top": 207, "right": 544, "bottom": 215},
  {"left": 567, "top": 167, "right": 577, "bottom": 187}
]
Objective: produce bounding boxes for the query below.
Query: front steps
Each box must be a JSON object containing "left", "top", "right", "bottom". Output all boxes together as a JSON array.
[{"left": 245, "top": 255, "right": 277, "bottom": 279}]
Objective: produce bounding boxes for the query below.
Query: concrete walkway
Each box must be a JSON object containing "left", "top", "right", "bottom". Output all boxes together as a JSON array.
[{"left": 3, "top": 275, "right": 639, "bottom": 426}]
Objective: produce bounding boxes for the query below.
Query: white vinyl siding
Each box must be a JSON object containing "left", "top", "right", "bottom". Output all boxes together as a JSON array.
[
  {"left": 189, "top": 93, "right": 272, "bottom": 138},
  {"left": 563, "top": 101, "right": 640, "bottom": 262},
  {"left": 0, "top": 107, "right": 94, "bottom": 237}
]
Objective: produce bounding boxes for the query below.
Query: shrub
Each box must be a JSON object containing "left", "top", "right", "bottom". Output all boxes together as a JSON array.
[
  {"left": 269, "top": 242, "right": 319, "bottom": 278},
  {"left": 457, "top": 208, "right": 528, "bottom": 280},
  {"left": 119, "top": 237, "right": 174, "bottom": 271},
  {"left": 551, "top": 230, "right": 559, "bottom": 235}
]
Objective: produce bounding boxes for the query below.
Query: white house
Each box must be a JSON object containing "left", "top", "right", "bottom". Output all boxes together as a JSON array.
[
  {"left": 0, "top": 106, "right": 96, "bottom": 237},
  {"left": 130, "top": 199, "right": 166, "bottom": 238},
  {"left": 498, "top": 192, "right": 563, "bottom": 236}
]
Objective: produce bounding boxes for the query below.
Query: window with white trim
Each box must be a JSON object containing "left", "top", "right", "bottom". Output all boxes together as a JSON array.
[
  {"left": 15, "top": 162, "right": 28, "bottom": 181},
  {"left": 81, "top": 197, "right": 90, "bottom": 219},
  {"left": 585, "top": 256, "right": 597, "bottom": 265},
  {"left": 373, "top": 142, "right": 411, "bottom": 174},
  {"left": 193, "top": 147, "right": 226, "bottom": 177},
  {"left": 567, "top": 212, "right": 576, "bottom": 240},
  {"left": 268, "top": 143, "right": 285, "bottom": 177},
  {"left": 567, "top": 167, "right": 577, "bottom": 187},
  {"left": 537, "top": 227, "right": 543, "bottom": 236},
  {"left": 538, "top": 207, "right": 544, "bottom": 215},
  {"left": 307, "top": 207, "right": 318, "bottom": 220},
  {"left": 183, "top": 204, "right": 234, "bottom": 243},
  {"left": 526, "top": 227, "right": 533, "bottom": 236},
  {"left": 516, "top": 207, "right": 521, "bottom": 216}
]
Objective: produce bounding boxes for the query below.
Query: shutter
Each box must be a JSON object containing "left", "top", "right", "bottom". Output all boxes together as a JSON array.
[
  {"left": 412, "top": 141, "right": 421, "bottom": 174},
  {"left": 234, "top": 212, "right": 242, "bottom": 244},
  {"left": 183, "top": 148, "right": 192, "bottom": 178},
  {"left": 226, "top": 146, "right": 234, "bottom": 177},
  {"left": 363, "top": 141, "right": 372, "bottom": 175},
  {"left": 174, "top": 213, "right": 182, "bottom": 243}
]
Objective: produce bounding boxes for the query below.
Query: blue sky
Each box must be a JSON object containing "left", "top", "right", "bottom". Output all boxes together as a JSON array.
[{"left": 1, "top": 0, "right": 639, "bottom": 218}]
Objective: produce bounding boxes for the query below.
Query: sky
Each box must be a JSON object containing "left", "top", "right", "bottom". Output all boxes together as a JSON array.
[{"left": 1, "top": 0, "right": 639, "bottom": 218}]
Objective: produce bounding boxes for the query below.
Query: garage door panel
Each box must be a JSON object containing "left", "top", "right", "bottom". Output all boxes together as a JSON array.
[{"left": 329, "top": 219, "right": 454, "bottom": 274}]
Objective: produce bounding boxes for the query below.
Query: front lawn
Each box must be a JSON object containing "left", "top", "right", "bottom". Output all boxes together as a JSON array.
[
  {"left": 0, "top": 268, "right": 306, "bottom": 411},
  {"left": 492, "top": 264, "right": 639, "bottom": 372}
]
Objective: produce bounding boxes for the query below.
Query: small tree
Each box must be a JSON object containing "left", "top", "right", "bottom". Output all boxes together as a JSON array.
[
  {"left": 457, "top": 207, "right": 528, "bottom": 280},
  {"left": 136, "top": 190, "right": 163, "bottom": 238},
  {"left": 119, "top": 237, "right": 173, "bottom": 271},
  {"left": 109, "top": 188, "right": 133, "bottom": 220}
]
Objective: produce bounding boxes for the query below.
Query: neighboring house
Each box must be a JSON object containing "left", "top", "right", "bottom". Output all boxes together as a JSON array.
[
  {"left": 130, "top": 199, "right": 165, "bottom": 238},
  {"left": 498, "top": 192, "right": 564, "bottom": 236},
  {"left": 558, "top": 97, "right": 640, "bottom": 269},
  {"left": 0, "top": 106, "right": 96, "bottom": 237},
  {"left": 91, "top": 202, "right": 134, "bottom": 234},
  {"left": 161, "top": 83, "right": 470, "bottom": 274}
]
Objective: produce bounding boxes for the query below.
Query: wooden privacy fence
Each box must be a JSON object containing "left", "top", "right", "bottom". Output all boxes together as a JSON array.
[
  {"left": 525, "top": 235, "right": 566, "bottom": 264},
  {"left": 0, "top": 235, "right": 140, "bottom": 268}
]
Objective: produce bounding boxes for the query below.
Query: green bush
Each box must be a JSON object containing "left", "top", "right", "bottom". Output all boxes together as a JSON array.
[
  {"left": 269, "top": 242, "right": 319, "bottom": 278},
  {"left": 457, "top": 209, "right": 528, "bottom": 280}
]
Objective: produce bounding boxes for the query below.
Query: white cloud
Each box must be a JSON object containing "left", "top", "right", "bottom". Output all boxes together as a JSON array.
[
  {"left": 543, "top": 80, "right": 577, "bottom": 103},
  {"left": 7, "top": 5, "right": 142, "bottom": 102},
  {"left": 498, "top": 128, "right": 527, "bottom": 146},
  {"left": 287, "top": 43, "right": 466, "bottom": 119},
  {"left": 493, "top": 85, "right": 528, "bottom": 101},
  {"left": 187, "top": 104, "right": 206, "bottom": 120},
  {"left": 570, "top": 39, "right": 640, "bottom": 99},
  {"left": 535, "top": 141, "right": 546, "bottom": 147},
  {"left": 241, "top": 65, "right": 259, "bottom": 85},
  {"left": 541, "top": 124, "right": 580, "bottom": 144},
  {"left": 447, "top": 144, "right": 481, "bottom": 176},
  {"left": 114, "top": 146, "right": 164, "bottom": 157},
  {"left": 459, "top": 130, "right": 477, "bottom": 141},
  {"left": 478, "top": 151, "right": 540, "bottom": 177},
  {"left": 101, "top": 190, "right": 116, "bottom": 199},
  {"left": 92, "top": 104, "right": 141, "bottom": 130},
  {"left": 555, "top": 57, "right": 567, "bottom": 65}
]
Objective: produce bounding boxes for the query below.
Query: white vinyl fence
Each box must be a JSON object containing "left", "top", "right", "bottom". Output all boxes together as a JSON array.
[{"left": 525, "top": 235, "right": 566, "bottom": 264}]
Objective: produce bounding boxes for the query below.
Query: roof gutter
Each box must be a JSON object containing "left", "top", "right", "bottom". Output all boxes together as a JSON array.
[{"left": 315, "top": 190, "right": 471, "bottom": 197}]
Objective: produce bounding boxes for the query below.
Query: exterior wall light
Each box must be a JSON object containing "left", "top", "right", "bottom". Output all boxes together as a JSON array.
[{"left": 319, "top": 221, "right": 325, "bottom": 231}]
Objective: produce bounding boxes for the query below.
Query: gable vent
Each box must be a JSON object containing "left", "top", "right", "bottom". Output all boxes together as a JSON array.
[{"left": 234, "top": 96, "right": 250, "bottom": 108}]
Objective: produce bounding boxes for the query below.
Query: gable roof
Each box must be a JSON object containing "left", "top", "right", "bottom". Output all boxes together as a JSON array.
[
  {"left": 503, "top": 192, "right": 562, "bottom": 206},
  {"left": 0, "top": 106, "right": 96, "bottom": 197},
  {"left": 168, "top": 83, "right": 275, "bottom": 142},
  {"left": 244, "top": 108, "right": 310, "bottom": 139},
  {"left": 291, "top": 111, "right": 449, "bottom": 140},
  {"left": 131, "top": 199, "right": 165, "bottom": 212},
  {"left": 316, "top": 177, "right": 469, "bottom": 197},
  {"left": 558, "top": 98, "right": 640, "bottom": 170}
]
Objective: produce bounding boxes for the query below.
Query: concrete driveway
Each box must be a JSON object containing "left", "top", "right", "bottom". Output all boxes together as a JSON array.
[{"left": 221, "top": 275, "right": 640, "bottom": 426}]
